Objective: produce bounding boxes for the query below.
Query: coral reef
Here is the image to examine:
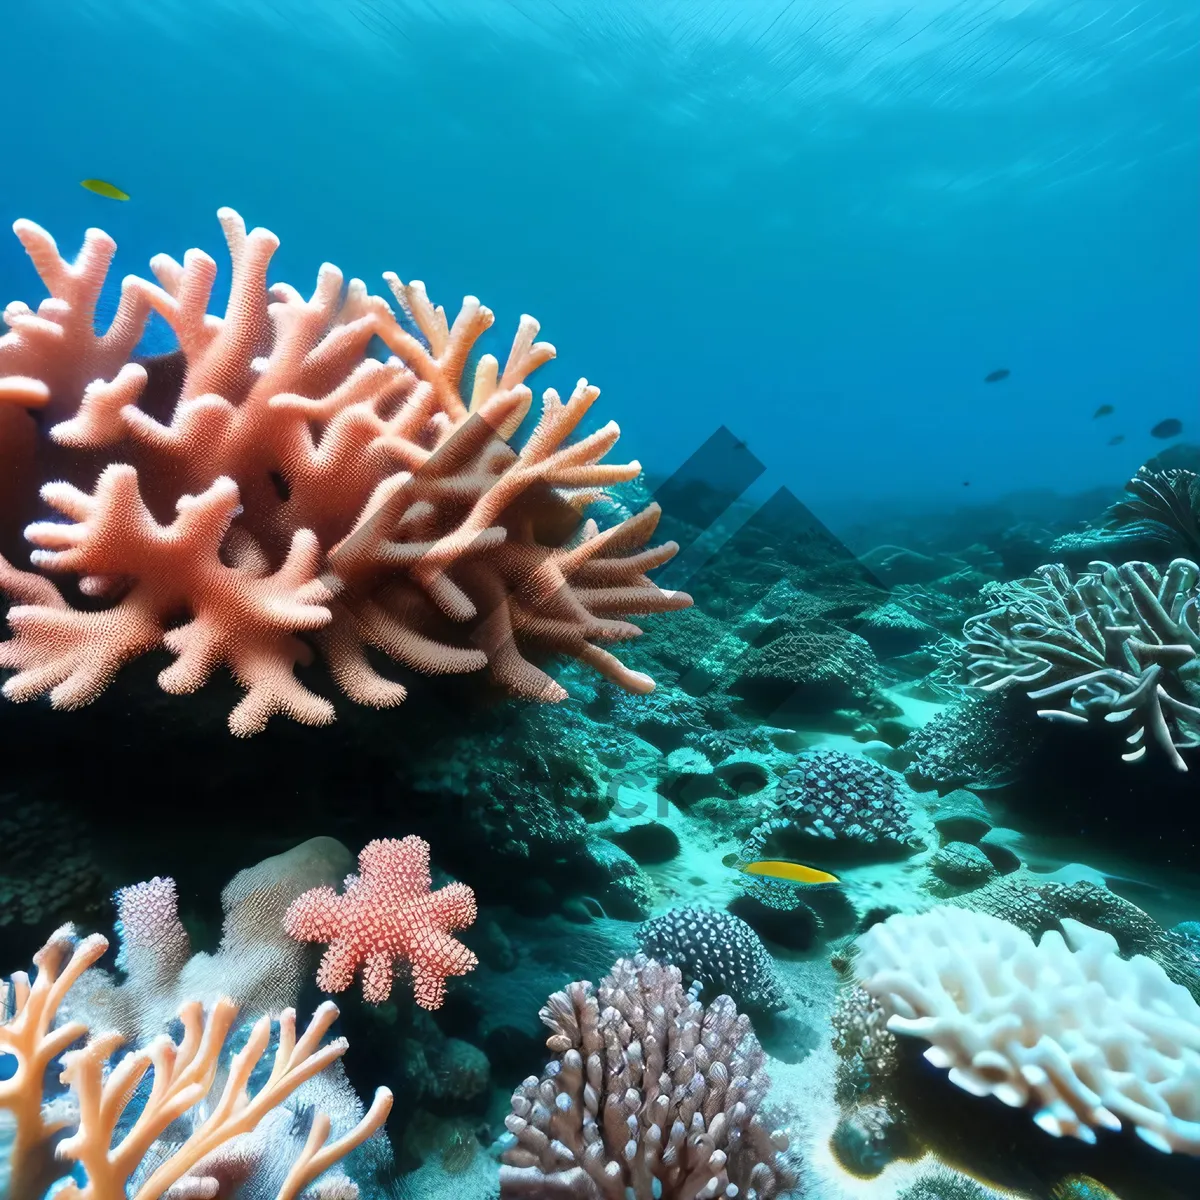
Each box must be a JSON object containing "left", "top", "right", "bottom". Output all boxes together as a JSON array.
[
  {"left": 740, "top": 749, "right": 921, "bottom": 863},
  {"left": 944, "top": 870, "right": 1200, "bottom": 1000},
  {"left": 636, "top": 906, "right": 787, "bottom": 1015},
  {"left": 499, "top": 954, "right": 795, "bottom": 1197},
  {"left": 1052, "top": 467, "right": 1200, "bottom": 566},
  {"left": 284, "top": 837, "right": 478, "bottom": 1009},
  {"left": 965, "top": 559, "right": 1200, "bottom": 770},
  {"left": 0, "top": 793, "right": 105, "bottom": 933},
  {"left": 0, "top": 925, "right": 391, "bottom": 1200},
  {"left": 67, "top": 836, "right": 352, "bottom": 1040},
  {"left": 855, "top": 907, "right": 1200, "bottom": 1154},
  {"left": 0, "top": 209, "right": 690, "bottom": 734},
  {"left": 900, "top": 689, "right": 1045, "bottom": 792}
]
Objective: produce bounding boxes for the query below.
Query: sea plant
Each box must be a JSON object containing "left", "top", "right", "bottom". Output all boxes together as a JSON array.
[{"left": 964, "top": 558, "right": 1200, "bottom": 770}]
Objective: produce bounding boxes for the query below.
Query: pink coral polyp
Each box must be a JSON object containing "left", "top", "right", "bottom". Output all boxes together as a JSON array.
[
  {"left": 284, "top": 836, "right": 478, "bottom": 1010},
  {"left": 0, "top": 208, "right": 690, "bottom": 733}
]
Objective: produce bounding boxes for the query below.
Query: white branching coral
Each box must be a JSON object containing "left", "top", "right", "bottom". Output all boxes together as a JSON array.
[
  {"left": 0, "top": 926, "right": 391, "bottom": 1200},
  {"left": 854, "top": 907, "right": 1200, "bottom": 1155},
  {"left": 964, "top": 558, "right": 1200, "bottom": 770}
]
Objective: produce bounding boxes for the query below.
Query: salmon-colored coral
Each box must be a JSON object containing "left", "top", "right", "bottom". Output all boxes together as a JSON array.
[
  {"left": 283, "top": 837, "right": 478, "bottom": 1010},
  {"left": 0, "top": 209, "right": 691, "bottom": 733}
]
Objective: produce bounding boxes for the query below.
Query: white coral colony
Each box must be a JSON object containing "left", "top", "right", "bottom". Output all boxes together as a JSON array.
[{"left": 854, "top": 907, "right": 1200, "bottom": 1154}]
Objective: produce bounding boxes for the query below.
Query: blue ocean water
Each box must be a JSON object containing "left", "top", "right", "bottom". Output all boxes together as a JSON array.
[
  {"left": 3, "top": 0, "right": 1196, "bottom": 525},
  {"left": 2, "top": 6, "right": 1200, "bottom": 1200}
]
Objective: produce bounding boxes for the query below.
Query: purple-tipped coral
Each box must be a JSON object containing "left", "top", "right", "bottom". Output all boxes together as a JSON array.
[{"left": 499, "top": 954, "right": 795, "bottom": 1198}]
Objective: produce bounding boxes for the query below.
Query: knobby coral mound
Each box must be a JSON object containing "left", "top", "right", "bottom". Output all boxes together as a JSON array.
[
  {"left": 741, "top": 749, "right": 921, "bottom": 866},
  {"left": 964, "top": 558, "right": 1200, "bottom": 770},
  {"left": 636, "top": 906, "right": 788, "bottom": 1015},
  {"left": 0, "top": 925, "right": 392, "bottom": 1200},
  {"left": 854, "top": 907, "right": 1200, "bottom": 1155},
  {"left": 0, "top": 209, "right": 690, "bottom": 734},
  {"left": 499, "top": 954, "right": 795, "bottom": 1198},
  {"left": 284, "top": 836, "right": 478, "bottom": 1010}
]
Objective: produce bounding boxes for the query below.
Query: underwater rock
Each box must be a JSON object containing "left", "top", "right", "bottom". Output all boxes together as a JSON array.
[
  {"left": 605, "top": 681, "right": 712, "bottom": 752},
  {"left": 896, "top": 1166, "right": 997, "bottom": 1200},
  {"left": 580, "top": 836, "right": 653, "bottom": 920},
  {"left": 402, "top": 1014, "right": 491, "bottom": 1107},
  {"left": 831, "top": 983, "right": 900, "bottom": 1103},
  {"left": 604, "top": 817, "right": 681, "bottom": 864},
  {"left": 931, "top": 789, "right": 994, "bottom": 845},
  {"left": 661, "top": 745, "right": 723, "bottom": 806},
  {"left": 499, "top": 955, "right": 795, "bottom": 1197},
  {"left": 929, "top": 842, "right": 996, "bottom": 891},
  {"left": 857, "top": 601, "right": 937, "bottom": 658},
  {"left": 730, "top": 623, "right": 880, "bottom": 716},
  {"left": 830, "top": 1102, "right": 912, "bottom": 1177},
  {"left": 475, "top": 917, "right": 518, "bottom": 972},
  {"left": 741, "top": 748, "right": 922, "bottom": 864},
  {"left": 901, "top": 689, "right": 1046, "bottom": 793},
  {"left": 636, "top": 905, "right": 788, "bottom": 1014},
  {"left": 0, "top": 792, "right": 105, "bottom": 937}
]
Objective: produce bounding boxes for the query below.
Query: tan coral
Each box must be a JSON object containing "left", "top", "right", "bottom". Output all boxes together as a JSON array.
[
  {"left": 0, "top": 926, "right": 107, "bottom": 1200},
  {"left": 0, "top": 209, "right": 690, "bottom": 733},
  {"left": 1, "top": 928, "right": 393, "bottom": 1200}
]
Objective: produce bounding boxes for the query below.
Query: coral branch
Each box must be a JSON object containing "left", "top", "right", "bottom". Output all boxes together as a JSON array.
[
  {"left": 0, "top": 208, "right": 691, "bottom": 731},
  {"left": 0, "top": 927, "right": 108, "bottom": 1200}
]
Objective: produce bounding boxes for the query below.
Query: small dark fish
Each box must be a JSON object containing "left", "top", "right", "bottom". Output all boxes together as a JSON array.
[
  {"left": 984, "top": 368, "right": 1010, "bottom": 383},
  {"left": 1093, "top": 404, "right": 1114, "bottom": 419},
  {"left": 1108, "top": 435, "right": 1125, "bottom": 446},
  {"left": 1151, "top": 418, "right": 1182, "bottom": 439},
  {"left": 81, "top": 178, "right": 130, "bottom": 201},
  {"left": 962, "top": 481, "right": 970, "bottom": 486}
]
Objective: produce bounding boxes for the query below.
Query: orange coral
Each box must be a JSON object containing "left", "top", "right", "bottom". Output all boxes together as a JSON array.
[
  {"left": 0, "top": 926, "right": 392, "bottom": 1200},
  {"left": 283, "top": 837, "right": 478, "bottom": 1010},
  {"left": 0, "top": 209, "right": 691, "bottom": 732}
]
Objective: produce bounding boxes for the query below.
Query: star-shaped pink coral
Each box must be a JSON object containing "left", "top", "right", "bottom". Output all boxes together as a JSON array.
[{"left": 283, "top": 836, "right": 478, "bottom": 1010}]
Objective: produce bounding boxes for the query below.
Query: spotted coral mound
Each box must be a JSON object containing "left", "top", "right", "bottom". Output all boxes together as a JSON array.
[
  {"left": 636, "top": 906, "right": 787, "bottom": 1014},
  {"left": 742, "top": 748, "right": 921, "bottom": 863},
  {"left": 0, "top": 209, "right": 690, "bottom": 733},
  {"left": 499, "top": 954, "right": 796, "bottom": 1197},
  {"left": 854, "top": 907, "right": 1200, "bottom": 1155}
]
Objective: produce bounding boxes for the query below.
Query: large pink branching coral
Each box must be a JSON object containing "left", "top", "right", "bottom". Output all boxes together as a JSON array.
[{"left": 0, "top": 209, "right": 690, "bottom": 732}]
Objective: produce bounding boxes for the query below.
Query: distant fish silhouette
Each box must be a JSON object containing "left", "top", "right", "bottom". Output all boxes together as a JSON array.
[
  {"left": 1093, "top": 404, "right": 1114, "bottom": 419},
  {"left": 1151, "top": 418, "right": 1182, "bottom": 439},
  {"left": 962, "top": 481, "right": 970, "bottom": 486},
  {"left": 983, "top": 368, "right": 1010, "bottom": 383},
  {"left": 1108, "top": 435, "right": 1125, "bottom": 446},
  {"left": 81, "top": 178, "right": 130, "bottom": 201}
]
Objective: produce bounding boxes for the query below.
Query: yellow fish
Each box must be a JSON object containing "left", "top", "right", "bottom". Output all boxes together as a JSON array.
[
  {"left": 739, "top": 859, "right": 840, "bottom": 886},
  {"left": 81, "top": 179, "right": 130, "bottom": 201}
]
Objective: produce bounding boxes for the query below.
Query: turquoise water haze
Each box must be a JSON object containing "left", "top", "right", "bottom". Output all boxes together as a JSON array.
[{"left": 2, "top": 0, "right": 1196, "bottom": 525}]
